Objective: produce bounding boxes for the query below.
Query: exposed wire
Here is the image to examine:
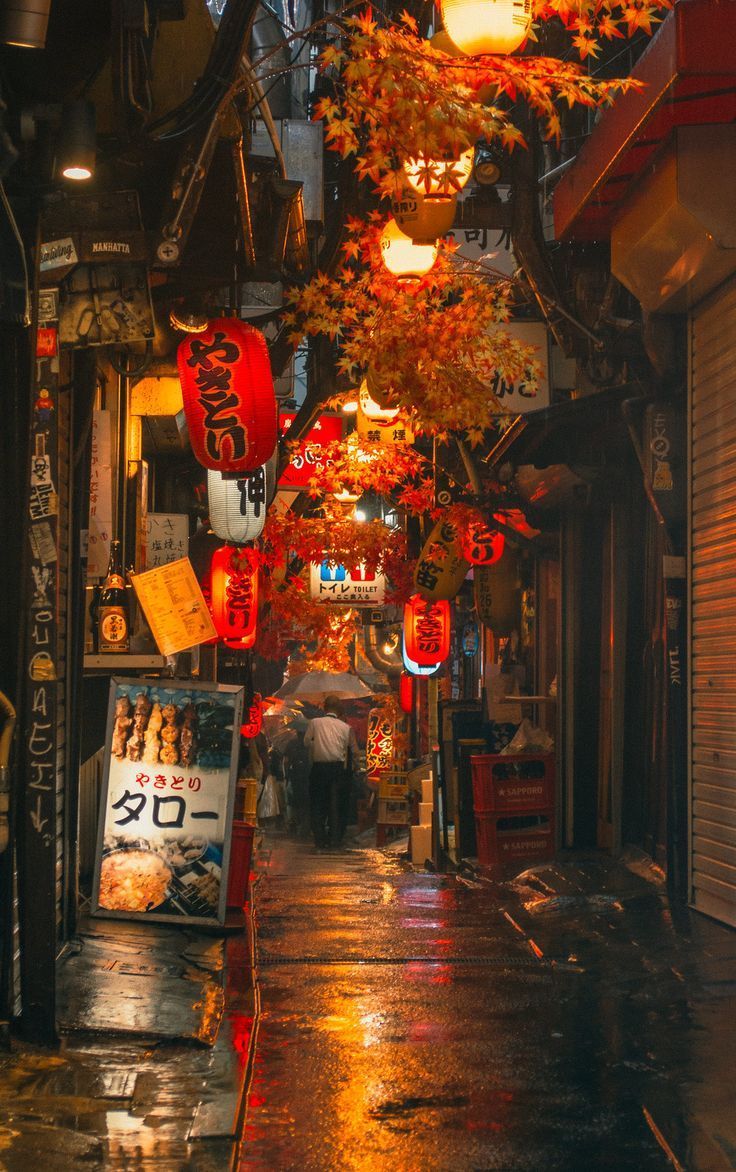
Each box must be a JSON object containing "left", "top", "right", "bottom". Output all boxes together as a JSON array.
[{"left": 0, "top": 180, "right": 30, "bottom": 328}]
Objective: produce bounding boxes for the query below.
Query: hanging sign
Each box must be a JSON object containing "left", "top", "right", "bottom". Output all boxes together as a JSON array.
[
  {"left": 462, "top": 620, "right": 480, "bottom": 656},
  {"left": 356, "top": 402, "right": 415, "bottom": 446},
  {"left": 91, "top": 678, "right": 243, "bottom": 926},
  {"left": 366, "top": 706, "right": 394, "bottom": 782},
  {"left": 144, "top": 513, "right": 189, "bottom": 569},
  {"left": 86, "top": 409, "right": 113, "bottom": 579},
  {"left": 130, "top": 557, "right": 217, "bottom": 656},
  {"left": 310, "top": 560, "right": 386, "bottom": 605},
  {"left": 278, "top": 412, "right": 343, "bottom": 489},
  {"left": 414, "top": 517, "right": 470, "bottom": 601},
  {"left": 487, "top": 322, "right": 550, "bottom": 414},
  {"left": 177, "top": 318, "right": 277, "bottom": 474}
]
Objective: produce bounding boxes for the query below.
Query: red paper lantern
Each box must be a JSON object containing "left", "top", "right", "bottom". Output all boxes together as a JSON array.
[
  {"left": 462, "top": 515, "right": 505, "bottom": 566},
  {"left": 177, "top": 317, "right": 277, "bottom": 474},
  {"left": 210, "top": 544, "right": 259, "bottom": 650},
  {"left": 399, "top": 671, "right": 414, "bottom": 714},
  {"left": 240, "top": 692, "right": 263, "bottom": 738},
  {"left": 404, "top": 594, "right": 451, "bottom": 665}
]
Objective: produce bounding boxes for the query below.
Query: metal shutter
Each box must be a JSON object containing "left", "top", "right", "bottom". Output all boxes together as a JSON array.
[{"left": 691, "top": 279, "right": 736, "bottom": 926}]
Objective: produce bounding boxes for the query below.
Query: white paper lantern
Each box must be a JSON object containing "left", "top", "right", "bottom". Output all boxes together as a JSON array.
[
  {"left": 208, "top": 450, "right": 277, "bottom": 544},
  {"left": 440, "top": 0, "right": 532, "bottom": 56}
]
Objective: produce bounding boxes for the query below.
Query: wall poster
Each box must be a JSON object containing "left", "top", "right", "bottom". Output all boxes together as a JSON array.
[{"left": 92, "top": 678, "right": 244, "bottom": 925}]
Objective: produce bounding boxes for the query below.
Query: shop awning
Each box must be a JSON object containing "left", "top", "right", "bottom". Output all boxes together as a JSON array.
[{"left": 553, "top": 0, "right": 736, "bottom": 242}]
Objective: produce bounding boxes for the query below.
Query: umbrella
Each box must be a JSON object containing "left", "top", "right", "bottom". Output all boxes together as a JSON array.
[{"left": 273, "top": 671, "right": 373, "bottom": 704}]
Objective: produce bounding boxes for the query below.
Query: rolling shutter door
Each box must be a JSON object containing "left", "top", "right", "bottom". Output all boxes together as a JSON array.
[{"left": 691, "top": 279, "right": 736, "bottom": 926}]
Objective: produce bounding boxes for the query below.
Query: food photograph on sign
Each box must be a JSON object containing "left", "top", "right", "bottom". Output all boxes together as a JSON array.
[{"left": 92, "top": 678, "right": 243, "bottom": 925}]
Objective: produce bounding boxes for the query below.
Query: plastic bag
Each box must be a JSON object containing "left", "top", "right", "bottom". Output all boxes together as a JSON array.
[
  {"left": 500, "top": 717, "right": 553, "bottom": 755},
  {"left": 257, "top": 773, "right": 281, "bottom": 819}
]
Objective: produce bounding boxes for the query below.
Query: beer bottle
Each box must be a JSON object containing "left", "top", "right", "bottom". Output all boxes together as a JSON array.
[{"left": 98, "top": 540, "right": 130, "bottom": 653}]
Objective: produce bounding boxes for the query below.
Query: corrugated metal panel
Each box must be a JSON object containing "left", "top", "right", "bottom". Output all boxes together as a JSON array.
[{"left": 691, "top": 278, "right": 736, "bottom": 926}]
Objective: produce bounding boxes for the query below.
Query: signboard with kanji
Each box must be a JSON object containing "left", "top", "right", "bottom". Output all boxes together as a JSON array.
[
  {"left": 366, "top": 706, "right": 394, "bottom": 783},
  {"left": 92, "top": 678, "right": 243, "bottom": 925},
  {"left": 310, "top": 560, "right": 387, "bottom": 606},
  {"left": 144, "top": 513, "right": 189, "bottom": 569},
  {"left": 278, "top": 412, "right": 343, "bottom": 489}
]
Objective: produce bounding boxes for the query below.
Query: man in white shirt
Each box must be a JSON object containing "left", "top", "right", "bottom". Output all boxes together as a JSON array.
[{"left": 304, "top": 695, "right": 359, "bottom": 848}]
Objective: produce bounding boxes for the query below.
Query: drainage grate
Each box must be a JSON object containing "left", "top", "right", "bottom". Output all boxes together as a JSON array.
[{"left": 257, "top": 953, "right": 571, "bottom": 969}]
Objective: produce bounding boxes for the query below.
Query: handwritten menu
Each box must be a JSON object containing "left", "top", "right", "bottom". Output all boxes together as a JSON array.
[
  {"left": 130, "top": 557, "right": 216, "bottom": 656},
  {"left": 144, "top": 513, "right": 189, "bottom": 569}
]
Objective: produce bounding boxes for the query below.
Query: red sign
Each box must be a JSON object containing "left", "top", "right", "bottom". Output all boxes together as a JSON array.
[
  {"left": 278, "top": 412, "right": 343, "bottom": 489},
  {"left": 177, "top": 318, "right": 277, "bottom": 474}
]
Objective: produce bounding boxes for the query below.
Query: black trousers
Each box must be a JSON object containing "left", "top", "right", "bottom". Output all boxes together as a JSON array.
[{"left": 309, "top": 761, "right": 349, "bottom": 847}]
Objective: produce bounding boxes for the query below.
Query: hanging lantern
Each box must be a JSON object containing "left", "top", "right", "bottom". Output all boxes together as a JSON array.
[
  {"left": 365, "top": 364, "right": 395, "bottom": 410},
  {"left": 414, "top": 517, "right": 470, "bottom": 601},
  {"left": 359, "top": 382, "right": 399, "bottom": 422},
  {"left": 207, "top": 451, "right": 277, "bottom": 544},
  {"left": 177, "top": 317, "right": 277, "bottom": 474},
  {"left": 462, "top": 513, "right": 506, "bottom": 565},
  {"left": 398, "top": 671, "right": 414, "bottom": 714},
  {"left": 210, "top": 544, "right": 259, "bottom": 649},
  {"left": 402, "top": 631, "right": 441, "bottom": 676},
  {"left": 391, "top": 192, "right": 457, "bottom": 244},
  {"left": 440, "top": 0, "right": 532, "bottom": 57},
  {"left": 404, "top": 594, "right": 451, "bottom": 665},
  {"left": 240, "top": 692, "right": 263, "bottom": 738},
  {"left": 403, "top": 152, "right": 474, "bottom": 200},
  {"left": 380, "top": 219, "right": 438, "bottom": 279},
  {"left": 429, "top": 30, "right": 497, "bottom": 102}
]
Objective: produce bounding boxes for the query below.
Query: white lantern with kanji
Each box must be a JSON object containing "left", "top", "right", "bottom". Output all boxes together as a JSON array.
[{"left": 207, "top": 450, "right": 277, "bottom": 544}]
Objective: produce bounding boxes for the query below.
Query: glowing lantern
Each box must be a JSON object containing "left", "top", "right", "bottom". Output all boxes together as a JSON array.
[
  {"left": 359, "top": 382, "right": 399, "bottom": 422},
  {"left": 391, "top": 192, "right": 457, "bottom": 244},
  {"left": 210, "top": 544, "right": 259, "bottom": 650},
  {"left": 440, "top": 0, "right": 532, "bottom": 56},
  {"left": 404, "top": 594, "right": 451, "bottom": 665},
  {"left": 365, "top": 364, "right": 395, "bottom": 410},
  {"left": 429, "top": 30, "right": 497, "bottom": 102},
  {"left": 414, "top": 517, "right": 470, "bottom": 601},
  {"left": 403, "top": 151, "right": 474, "bottom": 199},
  {"left": 380, "top": 219, "right": 438, "bottom": 279},
  {"left": 177, "top": 317, "right": 277, "bottom": 474},
  {"left": 402, "top": 631, "right": 441, "bottom": 676},
  {"left": 462, "top": 513, "right": 505, "bottom": 565},
  {"left": 240, "top": 692, "right": 263, "bottom": 738},
  {"left": 399, "top": 671, "right": 414, "bottom": 714},
  {"left": 207, "top": 450, "right": 277, "bottom": 544}
]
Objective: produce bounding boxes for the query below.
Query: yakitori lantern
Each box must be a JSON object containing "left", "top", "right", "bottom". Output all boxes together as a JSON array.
[
  {"left": 177, "top": 317, "right": 277, "bottom": 474},
  {"left": 380, "top": 219, "right": 438, "bottom": 279},
  {"left": 404, "top": 594, "right": 451, "bottom": 665},
  {"left": 399, "top": 671, "right": 414, "bottom": 714},
  {"left": 402, "top": 631, "right": 441, "bottom": 676},
  {"left": 240, "top": 692, "right": 263, "bottom": 738},
  {"left": 440, "top": 0, "right": 532, "bottom": 56},
  {"left": 391, "top": 192, "right": 457, "bottom": 244},
  {"left": 207, "top": 450, "right": 277, "bottom": 544},
  {"left": 210, "top": 544, "right": 259, "bottom": 650},
  {"left": 403, "top": 151, "right": 474, "bottom": 199},
  {"left": 462, "top": 514, "right": 505, "bottom": 565},
  {"left": 414, "top": 517, "right": 470, "bottom": 601}
]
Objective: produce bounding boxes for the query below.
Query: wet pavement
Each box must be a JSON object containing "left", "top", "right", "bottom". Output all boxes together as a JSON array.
[
  {"left": 0, "top": 915, "right": 256, "bottom": 1170},
  {"left": 239, "top": 837, "right": 736, "bottom": 1171}
]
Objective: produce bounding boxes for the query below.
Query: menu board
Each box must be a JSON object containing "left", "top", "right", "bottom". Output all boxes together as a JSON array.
[
  {"left": 144, "top": 513, "right": 189, "bottom": 569},
  {"left": 130, "top": 557, "right": 217, "bottom": 655},
  {"left": 91, "top": 678, "right": 243, "bottom": 925}
]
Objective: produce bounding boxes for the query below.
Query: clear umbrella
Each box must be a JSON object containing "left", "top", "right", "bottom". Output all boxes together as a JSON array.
[{"left": 273, "top": 671, "right": 373, "bottom": 704}]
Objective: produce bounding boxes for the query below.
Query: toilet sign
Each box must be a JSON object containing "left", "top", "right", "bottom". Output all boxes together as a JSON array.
[{"left": 310, "top": 560, "right": 386, "bottom": 605}]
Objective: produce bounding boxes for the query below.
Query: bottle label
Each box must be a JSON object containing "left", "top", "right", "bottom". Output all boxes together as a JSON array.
[{"left": 99, "top": 608, "right": 129, "bottom": 651}]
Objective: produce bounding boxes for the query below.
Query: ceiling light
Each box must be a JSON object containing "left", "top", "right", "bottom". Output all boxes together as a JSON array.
[{"left": 58, "top": 100, "right": 96, "bottom": 182}]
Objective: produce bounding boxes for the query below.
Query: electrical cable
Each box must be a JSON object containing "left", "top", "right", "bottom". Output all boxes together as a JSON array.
[{"left": 0, "top": 179, "right": 30, "bottom": 327}]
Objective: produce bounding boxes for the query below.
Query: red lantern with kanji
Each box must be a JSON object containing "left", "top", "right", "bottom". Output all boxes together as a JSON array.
[
  {"left": 398, "top": 671, "right": 414, "bottom": 715},
  {"left": 404, "top": 594, "right": 451, "bottom": 665},
  {"left": 210, "top": 544, "right": 259, "bottom": 649},
  {"left": 177, "top": 317, "right": 277, "bottom": 474},
  {"left": 240, "top": 692, "right": 263, "bottom": 738},
  {"left": 462, "top": 514, "right": 505, "bottom": 566}
]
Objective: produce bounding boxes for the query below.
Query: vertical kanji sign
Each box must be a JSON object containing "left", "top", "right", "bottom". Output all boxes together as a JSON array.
[{"left": 92, "top": 678, "right": 243, "bottom": 925}]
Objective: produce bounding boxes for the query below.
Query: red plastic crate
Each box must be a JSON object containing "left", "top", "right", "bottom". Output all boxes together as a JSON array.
[
  {"left": 471, "top": 753, "right": 555, "bottom": 813},
  {"left": 475, "top": 810, "right": 555, "bottom": 872}
]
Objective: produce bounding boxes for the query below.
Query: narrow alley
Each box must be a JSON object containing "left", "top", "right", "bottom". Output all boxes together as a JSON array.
[{"left": 239, "top": 837, "right": 736, "bottom": 1172}]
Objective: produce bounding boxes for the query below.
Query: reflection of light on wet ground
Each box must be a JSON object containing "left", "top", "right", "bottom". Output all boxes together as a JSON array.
[{"left": 399, "top": 918, "right": 443, "bottom": 929}]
